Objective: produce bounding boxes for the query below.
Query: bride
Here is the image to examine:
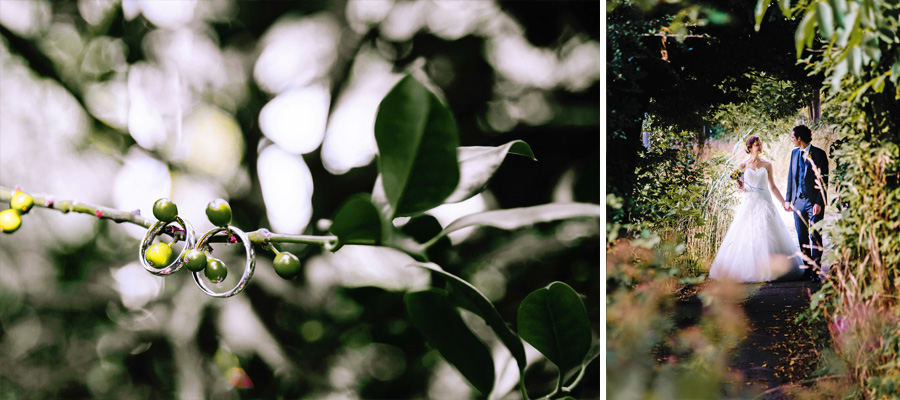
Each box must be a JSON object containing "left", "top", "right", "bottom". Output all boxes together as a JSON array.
[{"left": 709, "top": 136, "right": 804, "bottom": 282}]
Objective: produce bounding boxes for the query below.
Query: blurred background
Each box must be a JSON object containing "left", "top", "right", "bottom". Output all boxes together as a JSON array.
[{"left": 0, "top": 1, "right": 599, "bottom": 399}]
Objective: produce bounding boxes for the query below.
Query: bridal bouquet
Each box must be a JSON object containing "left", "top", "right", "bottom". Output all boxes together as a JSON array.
[{"left": 729, "top": 168, "right": 763, "bottom": 191}]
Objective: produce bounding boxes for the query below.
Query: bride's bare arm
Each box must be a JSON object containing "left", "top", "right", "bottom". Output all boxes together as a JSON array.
[
  {"left": 766, "top": 162, "right": 786, "bottom": 203},
  {"left": 736, "top": 161, "right": 746, "bottom": 190}
]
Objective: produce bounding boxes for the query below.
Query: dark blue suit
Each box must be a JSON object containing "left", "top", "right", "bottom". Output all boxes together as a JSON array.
[{"left": 785, "top": 145, "right": 829, "bottom": 271}]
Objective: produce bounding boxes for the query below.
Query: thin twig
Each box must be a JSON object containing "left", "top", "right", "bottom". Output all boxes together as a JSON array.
[
  {"left": 640, "top": 34, "right": 710, "bottom": 38},
  {"left": 0, "top": 186, "right": 338, "bottom": 248}
]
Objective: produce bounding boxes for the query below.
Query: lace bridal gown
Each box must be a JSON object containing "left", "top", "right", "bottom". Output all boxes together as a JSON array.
[{"left": 709, "top": 167, "right": 805, "bottom": 282}]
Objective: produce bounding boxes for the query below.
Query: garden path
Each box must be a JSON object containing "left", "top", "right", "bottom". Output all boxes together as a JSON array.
[{"left": 732, "top": 279, "right": 826, "bottom": 399}]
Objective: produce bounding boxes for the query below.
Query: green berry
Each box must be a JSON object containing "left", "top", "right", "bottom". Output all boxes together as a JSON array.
[
  {"left": 205, "top": 199, "right": 232, "bottom": 227},
  {"left": 0, "top": 209, "right": 22, "bottom": 234},
  {"left": 9, "top": 192, "right": 34, "bottom": 214},
  {"left": 183, "top": 249, "right": 207, "bottom": 272},
  {"left": 152, "top": 198, "right": 178, "bottom": 223},
  {"left": 205, "top": 257, "right": 228, "bottom": 283},
  {"left": 145, "top": 242, "right": 174, "bottom": 267},
  {"left": 273, "top": 252, "right": 302, "bottom": 280}
]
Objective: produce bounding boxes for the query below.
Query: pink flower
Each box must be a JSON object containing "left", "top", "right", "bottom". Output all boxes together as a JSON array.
[{"left": 831, "top": 316, "right": 848, "bottom": 333}]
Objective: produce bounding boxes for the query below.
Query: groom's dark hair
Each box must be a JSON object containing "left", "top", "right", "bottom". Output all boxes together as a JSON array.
[{"left": 793, "top": 125, "right": 812, "bottom": 143}]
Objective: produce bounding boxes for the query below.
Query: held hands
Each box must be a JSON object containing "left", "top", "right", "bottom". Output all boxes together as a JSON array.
[{"left": 781, "top": 202, "right": 822, "bottom": 214}]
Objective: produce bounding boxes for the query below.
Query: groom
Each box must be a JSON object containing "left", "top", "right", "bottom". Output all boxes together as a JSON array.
[{"left": 783, "top": 125, "right": 829, "bottom": 281}]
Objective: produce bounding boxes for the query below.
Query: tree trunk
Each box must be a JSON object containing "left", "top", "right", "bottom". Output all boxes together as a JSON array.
[{"left": 809, "top": 88, "right": 821, "bottom": 123}]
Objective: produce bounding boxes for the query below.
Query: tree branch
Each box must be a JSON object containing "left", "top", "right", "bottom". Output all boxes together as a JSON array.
[{"left": 0, "top": 186, "right": 337, "bottom": 248}]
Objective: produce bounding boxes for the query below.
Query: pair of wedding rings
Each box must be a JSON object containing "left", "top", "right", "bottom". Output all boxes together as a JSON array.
[{"left": 137, "top": 217, "right": 255, "bottom": 298}]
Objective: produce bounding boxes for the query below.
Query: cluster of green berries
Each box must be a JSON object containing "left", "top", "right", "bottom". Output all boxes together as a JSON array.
[
  {"left": 1, "top": 190, "right": 35, "bottom": 234},
  {"left": 143, "top": 197, "right": 301, "bottom": 281}
]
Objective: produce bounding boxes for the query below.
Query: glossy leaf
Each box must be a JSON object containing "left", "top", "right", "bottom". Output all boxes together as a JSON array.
[
  {"left": 443, "top": 140, "right": 536, "bottom": 204},
  {"left": 517, "top": 282, "right": 591, "bottom": 374},
  {"left": 410, "top": 262, "right": 527, "bottom": 374},
  {"left": 563, "top": 340, "right": 601, "bottom": 389},
  {"left": 401, "top": 215, "right": 451, "bottom": 260},
  {"left": 374, "top": 75, "right": 460, "bottom": 217},
  {"left": 428, "top": 203, "right": 601, "bottom": 245},
  {"left": 405, "top": 289, "right": 495, "bottom": 395},
  {"left": 330, "top": 194, "right": 383, "bottom": 250}
]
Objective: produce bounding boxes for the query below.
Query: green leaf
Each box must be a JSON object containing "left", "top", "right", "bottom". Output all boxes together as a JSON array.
[
  {"left": 816, "top": 1, "right": 834, "bottom": 40},
  {"left": 410, "top": 262, "right": 527, "bottom": 375},
  {"left": 374, "top": 75, "right": 460, "bottom": 217},
  {"left": 753, "top": 0, "right": 769, "bottom": 31},
  {"left": 832, "top": 59, "right": 848, "bottom": 94},
  {"left": 330, "top": 194, "right": 384, "bottom": 250},
  {"left": 401, "top": 215, "right": 451, "bottom": 259},
  {"left": 873, "top": 74, "right": 887, "bottom": 93},
  {"left": 405, "top": 289, "right": 495, "bottom": 395},
  {"left": 795, "top": 8, "right": 817, "bottom": 58},
  {"left": 427, "top": 203, "right": 601, "bottom": 245},
  {"left": 443, "top": 140, "right": 536, "bottom": 204},
  {"left": 517, "top": 282, "right": 591, "bottom": 374},
  {"left": 829, "top": 0, "right": 846, "bottom": 27},
  {"left": 563, "top": 340, "right": 601, "bottom": 389},
  {"left": 836, "top": 2, "right": 860, "bottom": 47},
  {"left": 849, "top": 46, "right": 862, "bottom": 77},
  {"left": 777, "top": 0, "right": 793, "bottom": 18}
]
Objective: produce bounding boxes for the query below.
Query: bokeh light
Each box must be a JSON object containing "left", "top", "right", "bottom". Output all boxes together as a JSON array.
[
  {"left": 259, "top": 84, "right": 330, "bottom": 155},
  {"left": 258, "top": 143, "right": 314, "bottom": 233},
  {"left": 0, "top": 0, "right": 599, "bottom": 397},
  {"left": 254, "top": 13, "right": 341, "bottom": 95}
]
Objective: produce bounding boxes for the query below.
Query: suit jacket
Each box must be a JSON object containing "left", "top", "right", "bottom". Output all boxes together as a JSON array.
[{"left": 786, "top": 145, "right": 829, "bottom": 208}]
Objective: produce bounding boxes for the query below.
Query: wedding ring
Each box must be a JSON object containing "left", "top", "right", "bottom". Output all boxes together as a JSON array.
[
  {"left": 191, "top": 226, "right": 255, "bottom": 298},
  {"left": 139, "top": 217, "right": 196, "bottom": 276}
]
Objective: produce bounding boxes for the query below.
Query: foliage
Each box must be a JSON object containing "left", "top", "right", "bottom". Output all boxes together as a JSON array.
[
  {"left": 0, "top": 2, "right": 600, "bottom": 399},
  {"left": 1, "top": 69, "right": 600, "bottom": 398},
  {"left": 607, "top": 0, "right": 821, "bottom": 222},
  {"left": 606, "top": 211, "right": 757, "bottom": 399},
  {"left": 350, "top": 76, "right": 600, "bottom": 398},
  {"left": 630, "top": 116, "right": 755, "bottom": 277},
  {"left": 741, "top": 71, "right": 815, "bottom": 122},
  {"left": 758, "top": 0, "right": 900, "bottom": 397}
]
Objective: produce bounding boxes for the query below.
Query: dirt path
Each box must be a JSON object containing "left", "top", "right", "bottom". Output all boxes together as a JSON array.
[{"left": 732, "top": 280, "right": 828, "bottom": 399}]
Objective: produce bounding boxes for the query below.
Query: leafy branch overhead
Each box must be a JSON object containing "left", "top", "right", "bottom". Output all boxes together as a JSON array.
[
  {"left": 331, "top": 75, "right": 599, "bottom": 398},
  {"left": 333, "top": 74, "right": 599, "bottom": 258},
  {"left": 1, "top": 72, "right": 599, "bottom": 399}
]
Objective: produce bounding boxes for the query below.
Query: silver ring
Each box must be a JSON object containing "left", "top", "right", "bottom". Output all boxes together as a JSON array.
[
  {"left": 139, "top": 217, "right": 196, "bottom": 276},
  {"left": 191, "top": 226, "right": 255, "bottom": 298}
]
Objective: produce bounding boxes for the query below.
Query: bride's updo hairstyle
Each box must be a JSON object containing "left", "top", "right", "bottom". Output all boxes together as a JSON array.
[{"left": 745, "top": 136, "right": 761, "bottom": 154}]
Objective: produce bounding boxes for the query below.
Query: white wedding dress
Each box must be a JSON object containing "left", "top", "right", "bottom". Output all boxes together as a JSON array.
[{"left": 709, "top": 167, "right": 805, "bottom": 282}]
